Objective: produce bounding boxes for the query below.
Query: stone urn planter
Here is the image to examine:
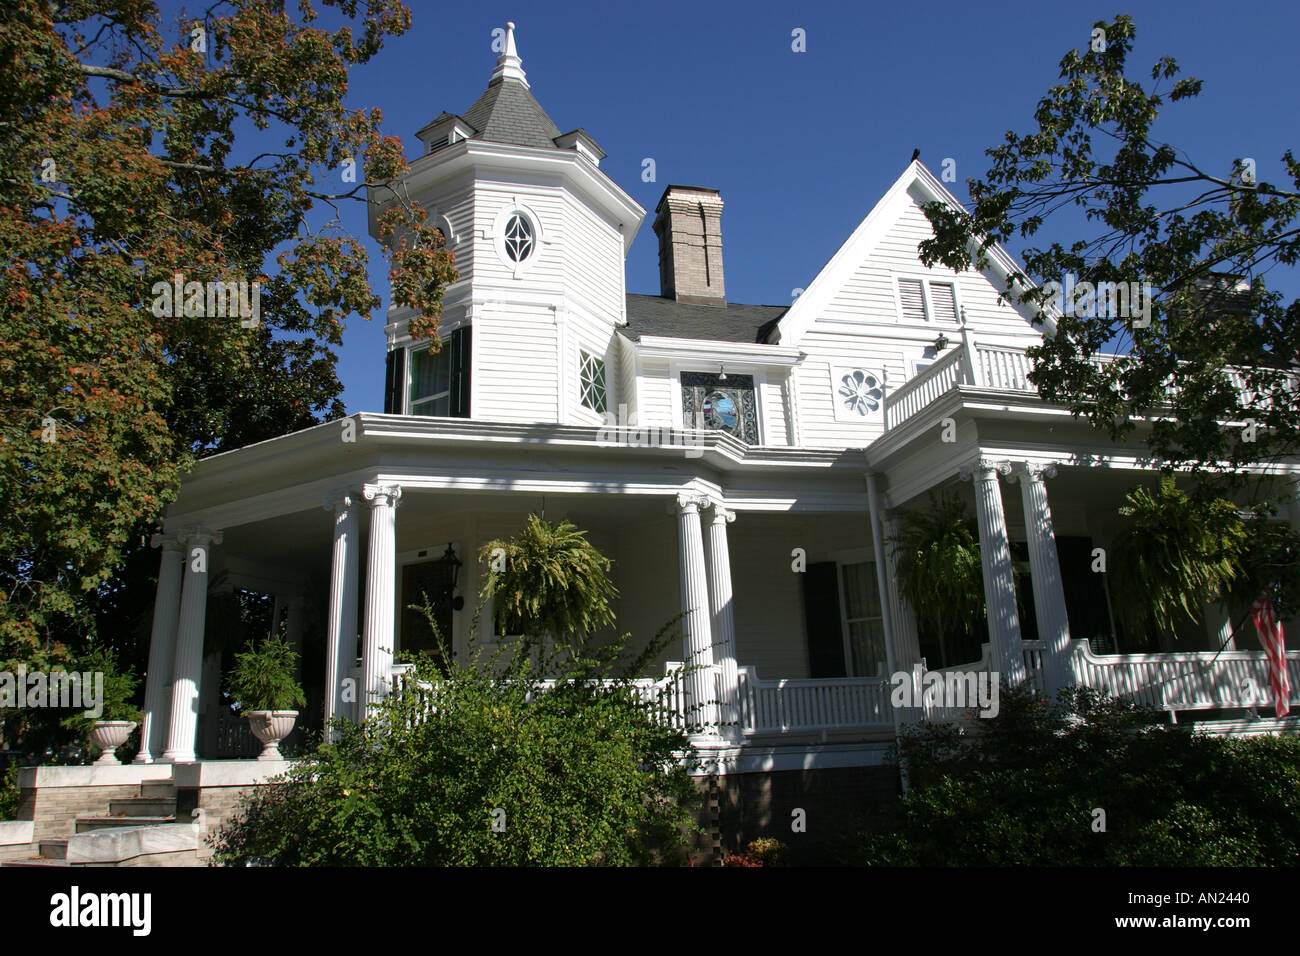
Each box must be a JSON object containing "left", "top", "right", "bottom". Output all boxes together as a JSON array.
[
  {"left": 246, "top": 710, "right": 298, "bottom": 760},
  {"left": 90, "top": 720, "right": 137, "bottom": 766}
]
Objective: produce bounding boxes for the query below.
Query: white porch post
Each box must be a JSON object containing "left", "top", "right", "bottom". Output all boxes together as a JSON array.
[
  {"left": 361, "top": 483, "right": 401, "bottom": 714},
  {"left": 881, "top": 507, "right": 922, "bottom": 668},
  {"left": 703, "top": 502, "right": 741, "bottom": 742},
  {"left": 676, "top": 493, "right": 717, "bottom": 737},
  {"left": 324, "top": 493, "right": 360, "bottom": 733},
  {"left": 865, "top": 474, "right": 899, "bottom": 679},
  {"left": 963, "top": 459, "right": 1026, "bottom": 686},
  {"left": 1012, "top": 462, "right": 1070, "bottom": 694},
  {"left": 135, "top": 535, "right": 184, "bottom": 763},
  {"left": 161, "top": 529, "right": 221, "bottom": 763}
]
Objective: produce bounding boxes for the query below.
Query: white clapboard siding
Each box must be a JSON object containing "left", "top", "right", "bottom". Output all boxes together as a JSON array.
[
  {"left": 616, "top": 333, "right": 638, "bottom": 423},
  {"left": 760, "top": 375, "right": 791, "bottom": 445},
  {"left": 636, "top": 359, "right": 675, "bottom": 427},
  {"left": 469, "top": 182, "right": 567, "bottom": 292},
  {"left": 728, "top": 517, "right": 809, "bottom": 679},
  {"left": 474, "top": 303, "right": 559, "bottom": 422},
  {"left": 560, "top": 193, "right": 624, "bottom": 321}
]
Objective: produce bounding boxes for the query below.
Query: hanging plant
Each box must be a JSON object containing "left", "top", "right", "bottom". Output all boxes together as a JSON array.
[
  {"left": 889, "top": 493, "right": 987, "bottom": 667},
  {"left": 1109, "top": 476, "right": 1248, "bottom": 640}
]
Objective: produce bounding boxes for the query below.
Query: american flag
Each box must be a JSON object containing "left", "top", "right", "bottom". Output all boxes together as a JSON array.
[{"left": 1251, "top": 596, "right": 1291, "bottom": 719}]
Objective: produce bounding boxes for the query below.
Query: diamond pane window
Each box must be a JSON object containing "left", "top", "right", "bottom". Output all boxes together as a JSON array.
[
  {"left": 579, "top": 350, "right": 607, "bottom": 413},
  {"left": 503, "top": 213, "right": 534, "bottom": 263}
]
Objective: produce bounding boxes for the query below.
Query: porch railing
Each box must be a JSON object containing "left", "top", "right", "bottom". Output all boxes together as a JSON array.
[
  {"left": 736, "top": 667, "right": 893, "bottom": 734},
  {"left": 1069, "top": 640, "right": 1300, "bottom": 718}
]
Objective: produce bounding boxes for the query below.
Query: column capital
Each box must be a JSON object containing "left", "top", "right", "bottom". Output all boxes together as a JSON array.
[
  {"left": 180, "top": 528, "right": 222, "bottom": 548},
  {"left": 323, "top": 491, "right": 356, "bottom": 513},
  {"left": 959, "top": 458, "right": 1012, "bottom": 482},
  {"left": 704, "top": 501, "right": 735, "bottom": 525},
  {"left": 362, "top": 482, "right": 402, "bottom": 508},
  {"left": 1009, "top": 461, "right": 1058, "bottom": 484},
  {"left": 150, "top": 532, "right": 186, "bottom": 552},
  {"left": 674, "top": 492, "right": 708, "bottom": 514}
]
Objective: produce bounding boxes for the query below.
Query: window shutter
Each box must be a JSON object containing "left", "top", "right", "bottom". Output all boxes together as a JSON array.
[
  {"left": 803, "top": 562, "right": 847, "bottom": 678},
  {"left": 929, "top": 281, "right": 958, "bottom": 324},
  {"left": 383, "top": 348, "right": 405, "bottom": 414},
  {"left": 897, "top": 278, "right": 926, "bottom": 322},
  {"left": 449, "top": 326, "right": 471, "bottom": 418}
]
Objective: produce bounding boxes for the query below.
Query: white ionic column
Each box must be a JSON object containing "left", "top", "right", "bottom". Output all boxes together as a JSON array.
[
  {"left": 676, "top": 494, "right": 717, "bottom": 737},
  {"left": 135, "top": 535, "right": 184, "bottom": 763},
  {"left": 161, "top": 529, "right": 221, "bottom": 763},
  {"left": 361, "top": 483, "right": 401, "bottom": 713},
  {"left": 1012, "top": 462, "right": 1071, "bottom": 693},
  {"left": 963, "top": 459, "right": 1026, "bottom": 686},
  {"left": 324, "top": 494, "right": 360, "bottom": 733},
  {"left": 703, "top": 503, "right": 741, "bottom": 742}
]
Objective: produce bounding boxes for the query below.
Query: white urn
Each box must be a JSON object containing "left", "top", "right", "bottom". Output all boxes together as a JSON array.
[
  {"left": 246, "top": 711, "right": 298, "bottom": 760},
  {"left": 89, "top": 720, "right": 137, "bottom": 766}
]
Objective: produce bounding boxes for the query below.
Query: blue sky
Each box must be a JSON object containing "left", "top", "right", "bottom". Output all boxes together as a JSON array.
[{"left": 234, "top": 1, "right": 1300, "bottom": 412}]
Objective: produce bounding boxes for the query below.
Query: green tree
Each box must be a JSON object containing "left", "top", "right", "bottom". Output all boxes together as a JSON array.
[
  {"left": 0, "top": 2, "right": 456, "bottom": 711},
  {"left": 916, "top": 14, "right": 1299, "bottom": 490}
]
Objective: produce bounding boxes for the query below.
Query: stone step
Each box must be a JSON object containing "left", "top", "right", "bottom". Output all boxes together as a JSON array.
[
  {"left": 3, "top": 858, "right": 72, "bottom": 867},
  {"left": 139, "top": 780, "right": 176, "bottom": 799},
  {"left": 110, "top": 797, "right": 177, "bottom": 816},
  {"left": 75, "top": 815, "right": 176, "bottom": 834},
  {"left": 39, "top": 838, "right": 68, "bottom": 861}
]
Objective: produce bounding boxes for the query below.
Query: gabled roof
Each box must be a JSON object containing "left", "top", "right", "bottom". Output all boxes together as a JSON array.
[
  {"left": 460, "top": 78, "right": 563, "bottom": 150},
  {"left": 623, "top": 294, "right": 788, "bottom": 343},
  {"left": 772, "top": 160, "right": 1058, "bottom": 346}
]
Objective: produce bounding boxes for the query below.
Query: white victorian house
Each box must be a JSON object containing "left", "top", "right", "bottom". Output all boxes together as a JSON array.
[{"left": 134, "top": 22, "right": 1300, "bottom": 780}]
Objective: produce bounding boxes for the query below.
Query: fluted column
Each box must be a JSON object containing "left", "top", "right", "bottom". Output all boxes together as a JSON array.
[
  {"left": 161, "top": 529, "right": 221, "bottom": 763},
  {"left": 1012, "top": 462, "right": 1070, "bottom": 693},
  {"left": 676, "top": 493, "right": 717, "bottom": 737},
  {"left": 704, "top": 503, "right": 741, "bottom": 742},
  {"left": 963, "top": 459, "right": 1025, "bottom": 686},
  {"left": 135, "top": 535, "right": 184, "bottom": 763},
  {"left": 361, "top": 483, "right": 401, "bottom": 713},
  {"left": 324, "top": 493, "right": 360, "bottom": 734}
]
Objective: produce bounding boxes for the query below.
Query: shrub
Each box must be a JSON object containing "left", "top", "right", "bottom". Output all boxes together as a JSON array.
[
  {"left": 847, "top": 685, "right": 1300, "bottom": 866},
  {"left": 0, "top": 765, "right": 18, "bottom": 821},
  {"left": 226, "top": 634, "right": 306, "bottom": 712},
  {"left": 210, "top": 626, "right": 701, "bottom": 866},
  {"left": 59, "top": 644, "right": 142, "bottom": 739}
]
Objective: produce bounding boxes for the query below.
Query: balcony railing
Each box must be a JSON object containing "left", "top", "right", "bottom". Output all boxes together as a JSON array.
[{"left": 884, "top": 331, "right": 1291, "bottom": 432}]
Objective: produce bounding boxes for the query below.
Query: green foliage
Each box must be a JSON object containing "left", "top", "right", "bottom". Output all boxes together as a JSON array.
[
  {"left": 848, "top": 686, "right": 1300, "bottom": 866},
  {"left": 0, "top": 765, "right": 19, "bottom": 821},
  {"left": 1110, "top": 477, "right": 1248, "bottom": 639},
  {"left": 479, "top": 515, "right": 618, "bottom": 652},
  {"left": 226, "top": 634, "right": 305, "bottom": 712},
  {"left": 60, "top": 643, "right": 141, "bottom": 738},
  {"left": 915, "top": 13, "right": 1300, "bottom": 494},
  {"left": 209, "top": 627, "right": 701, "bottom": 866},
  {"left": 889, "top": 493, "right": 986, "bottom": 666}
]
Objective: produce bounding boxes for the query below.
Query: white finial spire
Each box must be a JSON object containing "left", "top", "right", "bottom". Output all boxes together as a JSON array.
[{"left": 491, "top": 20, "right": 528, "bottom": 88}]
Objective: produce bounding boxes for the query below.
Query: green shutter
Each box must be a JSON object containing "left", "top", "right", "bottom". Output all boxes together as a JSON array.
[
  {"left": 383, "top": 348, "right": 405, "bottom": 414},
  {"left": 449, "top": 326, "right": 471, "bottom": 418}
]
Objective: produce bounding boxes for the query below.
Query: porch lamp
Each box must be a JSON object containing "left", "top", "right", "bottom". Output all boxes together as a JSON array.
[{"left": 442, "top": 543, "right": 464, "bottom": 611}]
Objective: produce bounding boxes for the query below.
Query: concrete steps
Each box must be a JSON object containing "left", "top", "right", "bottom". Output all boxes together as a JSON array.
[{"left": 2, "top": 776, "right": 198, "bottom": 867}]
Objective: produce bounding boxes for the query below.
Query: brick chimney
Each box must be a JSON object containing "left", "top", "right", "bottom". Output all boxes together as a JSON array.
[{"left": 653, "top": 186, "right": 726, "bottom": 306}]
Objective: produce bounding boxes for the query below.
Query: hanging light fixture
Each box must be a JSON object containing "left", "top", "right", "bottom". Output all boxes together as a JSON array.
[{"left": 718, "top": 364, "right": 728, "bottom": 382}]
